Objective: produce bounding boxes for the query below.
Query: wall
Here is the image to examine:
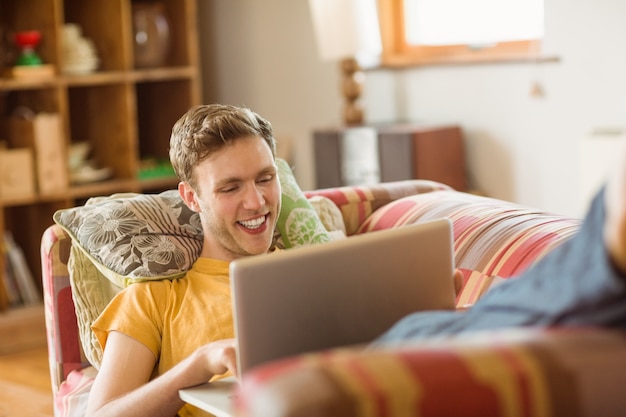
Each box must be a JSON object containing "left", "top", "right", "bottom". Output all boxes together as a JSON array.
[{"left": 198, "top": 0, "right": 626, "bottom": 218}]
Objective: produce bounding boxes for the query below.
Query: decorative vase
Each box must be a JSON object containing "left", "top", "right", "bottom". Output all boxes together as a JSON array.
[{"left": 132, "top": 2, "right": 170, "bottom": 68}]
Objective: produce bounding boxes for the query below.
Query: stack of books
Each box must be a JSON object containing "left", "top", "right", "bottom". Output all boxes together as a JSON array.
[{"left": 1, "top": 232, "right": 40, "bottom": 308}]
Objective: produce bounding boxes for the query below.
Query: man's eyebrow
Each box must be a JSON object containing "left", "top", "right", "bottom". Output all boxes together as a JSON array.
[
  {"left": 215, "top": 177, "right": 240, "bottom": 188},
  {"left": 259, "top": 165, "right": 278, "bottom": 176}
]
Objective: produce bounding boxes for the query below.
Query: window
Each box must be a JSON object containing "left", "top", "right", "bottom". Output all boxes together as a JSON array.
[{"left": 377, "top": 0, "right": 544, "bottom": 67}]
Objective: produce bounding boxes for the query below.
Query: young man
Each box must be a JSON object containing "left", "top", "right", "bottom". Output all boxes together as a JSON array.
[
  {"left": 86, "top": 104, "right": 281, "bottom": 417},
  {"left": 87, "top": 104, "right": 626, "bottom": 416}
]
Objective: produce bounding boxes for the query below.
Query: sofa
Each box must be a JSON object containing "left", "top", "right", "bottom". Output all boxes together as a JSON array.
[{"left": 41, "top": 178, "right": 626, "bottom": 417}]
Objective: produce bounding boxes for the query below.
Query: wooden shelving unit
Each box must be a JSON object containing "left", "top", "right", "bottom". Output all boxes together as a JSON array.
[{"left": 0, "top": 0, "right": 201, "bottom": 317}]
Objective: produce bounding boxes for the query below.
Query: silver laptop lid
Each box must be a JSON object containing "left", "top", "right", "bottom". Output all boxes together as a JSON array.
[{"left": 230, "top": 218, "right": 456, "bottom": 375}]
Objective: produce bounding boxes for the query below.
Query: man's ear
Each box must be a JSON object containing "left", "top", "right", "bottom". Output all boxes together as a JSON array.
[{"left": 179, "top": 181, "right": 201, "bottom": 213}]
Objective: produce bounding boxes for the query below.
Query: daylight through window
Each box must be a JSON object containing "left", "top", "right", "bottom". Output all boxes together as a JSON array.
[{"left": 378, "top": 0, "right": 545, "bottom": 66}]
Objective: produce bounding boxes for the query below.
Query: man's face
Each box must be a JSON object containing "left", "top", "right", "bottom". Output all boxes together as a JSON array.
[{"left": 182, "top": 135, "right": 281, "bottom": 261}]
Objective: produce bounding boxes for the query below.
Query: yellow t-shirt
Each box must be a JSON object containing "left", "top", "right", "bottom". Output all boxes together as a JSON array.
[{"left": 92, "top": 257, "right": 233, "bottom": 417}]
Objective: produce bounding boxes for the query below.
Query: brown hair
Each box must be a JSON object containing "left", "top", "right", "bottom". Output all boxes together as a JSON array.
[{"left": 169, "top": 104, "right": 276, "bottom": 188}]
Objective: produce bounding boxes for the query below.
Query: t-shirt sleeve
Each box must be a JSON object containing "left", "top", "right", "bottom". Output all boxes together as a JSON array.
[{"left": 92, "top": 281, "right": 168, "bottom": 359}]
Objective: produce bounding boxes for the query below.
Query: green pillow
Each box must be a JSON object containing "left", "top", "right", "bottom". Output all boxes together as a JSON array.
[{"left": 275, "top": 158, "right": 334, "bottom": 247}]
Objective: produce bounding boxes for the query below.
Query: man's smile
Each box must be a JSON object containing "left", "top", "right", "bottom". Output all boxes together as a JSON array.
[{"left": 238, "top": 214, "right": 268, "bottom": 230}]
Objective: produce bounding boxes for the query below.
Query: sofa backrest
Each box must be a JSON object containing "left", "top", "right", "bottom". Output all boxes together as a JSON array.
[
  {"left": 305, "top": 179, "right": 453, "bottom": 235},
  {"left": 352, "top": 189, "right": 581, "bottom": 278}
]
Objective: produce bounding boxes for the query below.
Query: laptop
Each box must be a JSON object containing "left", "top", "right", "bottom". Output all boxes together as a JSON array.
[{"left": 179, "top": 218, "right": 456, "bottom": 417}]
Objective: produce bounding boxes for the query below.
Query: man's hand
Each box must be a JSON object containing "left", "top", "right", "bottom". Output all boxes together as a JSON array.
[
  {"left": 453, "top": 268, "right": 464, "bottom": 296},
  {"left": 192, "top": 338, "right": 238, "bottom": 381}
]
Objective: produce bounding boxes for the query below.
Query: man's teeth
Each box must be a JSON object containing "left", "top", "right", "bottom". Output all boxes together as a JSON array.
[{"left": 239, "top": 216, "right": 265, "bottom": 229}]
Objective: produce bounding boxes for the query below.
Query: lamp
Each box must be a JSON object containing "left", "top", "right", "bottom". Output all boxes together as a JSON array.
[{"left": 308, "top": 0, "right": 382, "bottom": 125}]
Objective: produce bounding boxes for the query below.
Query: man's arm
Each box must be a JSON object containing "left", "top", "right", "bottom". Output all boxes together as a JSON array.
[{"left": 86, "top": 331, "right": 237, "bottom": 417}]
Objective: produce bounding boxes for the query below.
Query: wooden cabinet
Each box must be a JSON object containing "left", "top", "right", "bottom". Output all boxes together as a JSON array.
[
  {"left": 0, "top": 0, "right": 201, "bottom": 311},
  {"left": 313, "top": 124, "right": 467, "bottom": 191}
]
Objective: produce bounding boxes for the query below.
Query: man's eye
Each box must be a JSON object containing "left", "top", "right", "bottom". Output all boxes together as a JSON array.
[
  {"left": 222, "top": 186, "right": 239, "bottom": 193},
  {"left": 258, "top": 175, "right": 274, "bottom": 184}
]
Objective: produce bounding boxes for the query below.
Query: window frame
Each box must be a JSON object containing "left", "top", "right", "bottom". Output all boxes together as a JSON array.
[{"left": 377, "top": 0, "right": 545, "bottom": 67}]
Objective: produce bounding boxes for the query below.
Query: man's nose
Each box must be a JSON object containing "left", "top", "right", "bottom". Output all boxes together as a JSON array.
[{"left": 243, "top": 184, "right": 265, "bottom": 209}]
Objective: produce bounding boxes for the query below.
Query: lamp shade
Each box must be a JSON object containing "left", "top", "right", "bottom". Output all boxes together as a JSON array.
[{"left": 308, "top": 0, "right": 382, "bottom": 62}]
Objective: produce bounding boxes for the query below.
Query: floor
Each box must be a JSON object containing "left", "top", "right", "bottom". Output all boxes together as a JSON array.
[{"left": 0, "top": 346, "right": 54, "bottom": 417}]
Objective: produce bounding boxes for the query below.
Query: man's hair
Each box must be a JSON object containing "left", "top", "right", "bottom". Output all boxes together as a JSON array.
[{"left": 169, "top": 104, "right": 277, "bottom": 188}]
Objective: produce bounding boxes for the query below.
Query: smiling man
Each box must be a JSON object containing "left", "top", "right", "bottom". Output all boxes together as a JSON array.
[{"left": 86, "top": 104, "right": 281, "bottom": 417}]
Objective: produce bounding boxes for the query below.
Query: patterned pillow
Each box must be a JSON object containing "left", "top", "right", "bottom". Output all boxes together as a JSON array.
[{"left": 53, "top": 190, "right": 203, "bottom": 287}]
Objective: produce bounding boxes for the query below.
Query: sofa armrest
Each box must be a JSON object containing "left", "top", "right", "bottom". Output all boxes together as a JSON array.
[
  {"left": 41, "top": 224, "right": 89, "bottom": 394},
  {"left": 236, "top": 328, "right": 626, "bottom": 417},
  {"left": 305, "top": 180, "right": 452, "bottom": 235}
]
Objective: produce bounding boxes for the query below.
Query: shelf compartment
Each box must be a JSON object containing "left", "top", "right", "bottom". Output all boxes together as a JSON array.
[
  {"left": 0, "top": 0, "right": 60, "bottom": 74},
  {"left": 159, "top": 0, "right": 199, "bottom": 68},
  {"left": 67, "top": 83, "right": 138, "bottom": 181},
  {"left": 63, "top": 0, "right": 130, "bottom": 72},
  {"left": 135, "top": 78, "right": 194, "bottom": 162},
  {"left": 0, "top": 88, "right": 63, "bottom": 149}
]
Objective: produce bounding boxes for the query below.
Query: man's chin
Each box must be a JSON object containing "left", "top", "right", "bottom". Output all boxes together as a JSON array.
[
  {"left": 232, "top": 226, "right": 276, "bottom": 255},
  {"left": 241, "top": 238, "right": 274, "bottom": 256}
]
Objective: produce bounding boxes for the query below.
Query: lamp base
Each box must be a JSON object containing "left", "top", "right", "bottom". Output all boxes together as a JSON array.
[{"left": 340, "top": 57, "right": 364, "bottom": 125}]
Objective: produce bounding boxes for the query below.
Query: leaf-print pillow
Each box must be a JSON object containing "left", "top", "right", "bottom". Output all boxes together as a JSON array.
[
  {"left": 53, "top": 189, "right": 203, "bottom": 287},
  {"left": 276, "top": 158, "right": 341, "bottom": 248}
]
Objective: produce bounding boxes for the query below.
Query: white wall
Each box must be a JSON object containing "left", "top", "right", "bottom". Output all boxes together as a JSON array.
[{"left": 199, "top": 0, "right": 626, "bottom": 218}]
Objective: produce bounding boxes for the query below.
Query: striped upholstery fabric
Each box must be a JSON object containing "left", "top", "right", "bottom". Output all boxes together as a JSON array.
[
  {"left": 356, "top": 190, "right": 581, "bottom": 277},
  {"left": 236, "top": 328, "right": 626, "bottom": 417},
  {"left": 456, "top": 268, "right": 503, "bottom": 309}
]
